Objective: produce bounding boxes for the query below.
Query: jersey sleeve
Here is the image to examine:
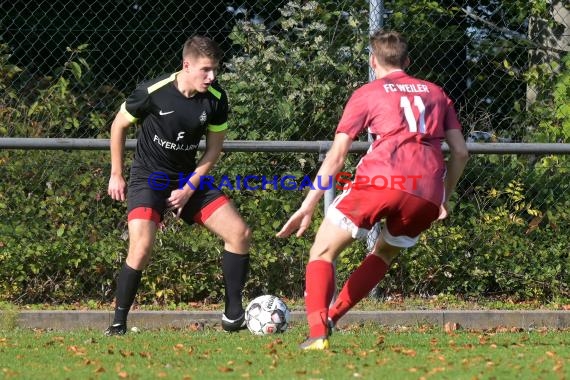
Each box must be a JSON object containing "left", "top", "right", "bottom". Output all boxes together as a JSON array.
[
  {"left": 443, "top": 95, "right": 462, "bottom": 131},
  {"left": 207, "top": 85, "right": 229, "bottom": 133},
  {"left": 120, "top": 84, "right": 151, "bottom": 123},
  {"left": 335, "top": 87, "right": 369, "bottom": 139}
]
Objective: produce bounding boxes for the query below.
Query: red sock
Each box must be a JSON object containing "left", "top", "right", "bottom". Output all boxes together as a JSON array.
[
  {"left": 328, "top": 254, "right": 388, "bottom": 323},
  {"left": 305, "top": 260, "right": 335, "bottom": 338}
]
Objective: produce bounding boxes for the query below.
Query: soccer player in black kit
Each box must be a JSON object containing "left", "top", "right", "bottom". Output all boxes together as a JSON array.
[{"left": 106, "top": 36, "right": 251, "bottom": 335}]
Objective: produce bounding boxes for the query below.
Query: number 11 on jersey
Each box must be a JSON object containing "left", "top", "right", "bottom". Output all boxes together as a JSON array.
[{"left": 400, "top": 95, "right": 426, "bottom": 133}]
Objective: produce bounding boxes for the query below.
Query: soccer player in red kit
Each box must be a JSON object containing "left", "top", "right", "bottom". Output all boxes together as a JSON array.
[{"left": 276, "top": 30, "right": 469, "bottom": 350}]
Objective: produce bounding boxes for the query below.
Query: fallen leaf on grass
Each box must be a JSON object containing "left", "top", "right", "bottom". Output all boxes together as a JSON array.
[
  {"left": 444, "top": 322, "right": 459, "bottom": 333},
  {"left": 218, "top": 366, "right": 233, "bottom": 373},
  {"left": 553, "top": 361, "right": 564, "bottom": 372},
  {"left": 391, "top": 346, "right": 417, "bottom": 357},
  {"left": 67, "top": 345, "right": 86, "bottom": 356},
  {"left": 427, "top": 367, "right": 446, "bottom": 375},
  {"left": 265, "top": 338, "right": 283, "bottom": 349},
  {"left": 2, "top": 369, "right": 19, "bottom": 378},
  {"left": 375, "top": 335, "right": 385, "bottom": 346},
  {"left": 188, "top": 322, "right": 204, "bottom": 331},
  {"left": 119, "top": 350, "right": 134, "bottom": 357},
  {"left": 173, "top": 343, "right": 185, "bottom": 351}
]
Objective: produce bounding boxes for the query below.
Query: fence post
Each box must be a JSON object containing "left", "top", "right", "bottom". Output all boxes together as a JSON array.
[{"left": 368, "top": 0, "right": 384, "bottom": 298}]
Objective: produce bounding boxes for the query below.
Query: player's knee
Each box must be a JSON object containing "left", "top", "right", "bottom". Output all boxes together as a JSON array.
[
  {"left": 308, "top": 246, "right": 335, "bottom": 262},
  {"left": 127, "top": 241, "right": 153, "bottom": 266},
  {"left": 240, "top": 225, "right": 252, "bottom": 250},
  {"left": 126, "top": 248, "right": 152, "bottom": 270},
  {"left": 226, "top": 223, "right": 252, "bottom": 252},
  {"left": 373, "top": 240, "right": 401, "bottom": 265},
  {"left": 374, "top": 249, "right": 399, "bottom": 265}
]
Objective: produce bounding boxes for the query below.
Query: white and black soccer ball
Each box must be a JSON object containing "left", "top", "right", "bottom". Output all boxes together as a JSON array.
[{"left": 245, "top": 295, "right": 290, "bottom": 335}]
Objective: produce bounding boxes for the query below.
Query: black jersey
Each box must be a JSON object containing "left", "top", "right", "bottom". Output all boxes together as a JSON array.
[{"left": 120, "top": 72, "right": 228, "bottom": 178}]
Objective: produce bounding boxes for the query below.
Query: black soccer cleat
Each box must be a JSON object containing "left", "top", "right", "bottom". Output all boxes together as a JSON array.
[
  {"left": 104, "top": 323, "right": 127, "bottom": 336},
  {"left": 327, "top": 317, "right": 335, "bottom": 336},
  {"left": 221, "top": 313, "right": 247, "bottom": 332}
]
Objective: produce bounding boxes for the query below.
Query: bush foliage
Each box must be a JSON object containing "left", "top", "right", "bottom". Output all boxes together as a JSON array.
[{"left": 0, "top": 1, "right": 568, "bottom": 305}]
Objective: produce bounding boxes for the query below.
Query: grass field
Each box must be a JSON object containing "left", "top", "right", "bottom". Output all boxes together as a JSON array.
[{"left": 1, "top": 323, "right": 568, "bottom": 379}]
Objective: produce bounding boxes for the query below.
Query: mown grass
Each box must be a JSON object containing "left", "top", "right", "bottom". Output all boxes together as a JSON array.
[{"left": 1, "top": 323, "right": 568, "bottom": 379}]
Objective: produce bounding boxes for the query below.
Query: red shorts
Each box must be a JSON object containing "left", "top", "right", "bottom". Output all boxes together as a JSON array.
[{"left": 327, "top": 187, "right": 439, "bottom": 248}]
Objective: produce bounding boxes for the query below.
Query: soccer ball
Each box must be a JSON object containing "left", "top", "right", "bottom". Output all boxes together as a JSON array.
[{"left": 245, "top": 295, "right": 290, "bottom": 335}]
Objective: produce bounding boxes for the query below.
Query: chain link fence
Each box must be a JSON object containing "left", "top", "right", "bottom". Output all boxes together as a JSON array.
[{"left": 1, "top": 1, "right": 569, "bottom": 304}]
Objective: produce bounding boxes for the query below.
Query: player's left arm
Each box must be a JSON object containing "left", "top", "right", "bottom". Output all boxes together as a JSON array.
[
  {"left": 189, "top": 88, "right": 229, "bottom": 189},
  {"left": 276, "top": 132, "right": 353, "bottom": 238},
  {"left": 439, "top": 96, "right": 469, "bottom": 220},
  {"left": 190, "top": 129, "right": 226, "bottom": 188},
  {"left": 167, "top": 130, "right": 226, "bottom": 216}
]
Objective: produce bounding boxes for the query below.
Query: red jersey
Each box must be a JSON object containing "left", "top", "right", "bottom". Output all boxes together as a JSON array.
[{"left": 336, "top": 71, "right": 462, "bottom": 206}]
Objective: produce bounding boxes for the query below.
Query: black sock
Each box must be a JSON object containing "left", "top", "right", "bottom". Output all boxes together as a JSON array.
[
  {"left": 222, "top": 250, "right": 250, "bottom": 319},
  {"left": 112, "top": 263, "right": 142, "bottom": 325}
]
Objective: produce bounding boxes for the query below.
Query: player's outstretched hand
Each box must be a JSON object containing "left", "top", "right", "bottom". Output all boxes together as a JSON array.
[
  {"left": 276, "top": 208, "right": 313, "bottom": 238},
  {"left": 108, "top": 174, "right": 127, "bottom": 201},
  {"left": 438, "top": 202, "right": 449, "bottom": 220}
]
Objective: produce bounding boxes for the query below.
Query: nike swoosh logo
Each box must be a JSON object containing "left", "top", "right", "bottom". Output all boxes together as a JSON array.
[{"left": 159, "top": 110, "right": 174, "bottom": 115}]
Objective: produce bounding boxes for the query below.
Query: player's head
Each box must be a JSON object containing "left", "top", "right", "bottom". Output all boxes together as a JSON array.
[
  {"left": 369, "top": 30, "right": 410, "bottom": 70},
  {"left": 181, "top": 36, "right": 223, "bottom": 93}
]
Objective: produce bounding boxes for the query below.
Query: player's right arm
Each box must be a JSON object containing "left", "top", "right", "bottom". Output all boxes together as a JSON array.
[
  {"left": 277, "top": 88, "right": 368, "bottom": 238},
  {"left": 276, "top": 132, "right": 353, "bottom": 238},
  {"left": 108, "top": 111, "right": 132, "bottom": 202},
  {"left": 108, "top": 84, "right": 148, "bottom": 201}
]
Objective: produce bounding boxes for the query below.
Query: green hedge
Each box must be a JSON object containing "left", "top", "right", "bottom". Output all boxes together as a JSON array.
[{"left": 1, "top": 150, "right": 568, "bottom": 304}]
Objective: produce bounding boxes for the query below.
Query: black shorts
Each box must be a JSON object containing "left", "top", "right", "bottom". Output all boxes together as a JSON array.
[{"left": 127, "top": 174, "right": 228, "bottom": 225}]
